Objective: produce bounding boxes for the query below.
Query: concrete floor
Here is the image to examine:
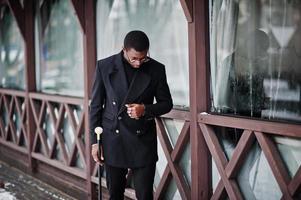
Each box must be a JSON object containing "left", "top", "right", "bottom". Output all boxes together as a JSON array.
[{"left": 0, "top": 161, "right": 76, "bottom": 200}]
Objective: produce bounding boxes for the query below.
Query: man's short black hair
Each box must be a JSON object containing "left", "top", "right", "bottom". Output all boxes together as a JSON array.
[{"left": 124, "top": 30, "right": 149, "bottom": 52}]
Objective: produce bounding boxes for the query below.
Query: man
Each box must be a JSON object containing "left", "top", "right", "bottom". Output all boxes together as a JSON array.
[{"left": 90, "top": 30, "right": 173, "bottom": 200}]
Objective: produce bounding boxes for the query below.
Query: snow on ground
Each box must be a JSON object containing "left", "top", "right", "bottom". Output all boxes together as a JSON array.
[{"left": 0, "top": 188, "right": 17, "bottom": 200}]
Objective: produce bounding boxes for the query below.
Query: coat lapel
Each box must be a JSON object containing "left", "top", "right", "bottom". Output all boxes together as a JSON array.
[
  {"left": 109, "top": 52, "right": 128, "bottom": 109},
  {"left": 118, "top": 68, "right": 151, "bottom": 115}
]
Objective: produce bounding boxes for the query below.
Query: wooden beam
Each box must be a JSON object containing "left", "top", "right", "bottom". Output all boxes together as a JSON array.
[
  {"left": 226, "top": 130, "right": 255, "bottom": 178},
  {"left": 7, "top": 0, "right": 25, "bottom": 38},
  {"left": 288, "top": 166, "right": 301, "bottom": 196},
  {"left": 255, "top": 132, "right": 293, "bottom": 200},
  {"left": 83, "top": 0, "right": 96, "bottom": 199},
  {"left": 180, "top": 0, "right": 193, "bottom": 23},
  {"left": 162, "top": 109, "right": 191, "bottom": 121},
  {"left": 154, "top": 166, "right": 172, "bottom": 199},
  {"left": 171, "top": 121, "right": 190, "bottom": 162},
  {"left": 29, "top": 92, "right": 84, "bottom": 105},
  {"left": 156, "top": 118, "right": 191, "bottom": 199},
  {"left": 23, "top": 0, "right": 37, "bottom": 172},
  {"left": 199, "top": 114, "right": 301, "bottom": 138},
  {"left": 200, "top": 124, "right": 244, "bottom": 200},
  {"left": 190, "top": 0, "right": 211, "bottom": 198}
]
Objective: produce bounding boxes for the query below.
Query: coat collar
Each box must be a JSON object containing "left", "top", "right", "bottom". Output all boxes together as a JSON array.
[{"left": 109, "top": 52, "right": 151, "bottom": 113}]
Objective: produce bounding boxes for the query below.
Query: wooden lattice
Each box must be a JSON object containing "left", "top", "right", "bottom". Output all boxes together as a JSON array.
[
  {"left": 155, "top": 117, "right": 191, "bottom": 200},
  {"left": 199, "top": 114, "right": 301, "bottom": 200},
  {"left": 29, "top": 94, "right": 86, "bottom": 171},
  {"left": 0, "top": 92, "right": 27, "bottom": 149}
]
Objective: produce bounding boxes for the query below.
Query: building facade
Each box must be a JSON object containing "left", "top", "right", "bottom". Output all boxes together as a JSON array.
[{"left": 0, "top": 0, "right": 300, "bottom": 199}]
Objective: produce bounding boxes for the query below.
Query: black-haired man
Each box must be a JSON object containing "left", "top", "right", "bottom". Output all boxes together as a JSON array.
[{"left": 90, "top": 30, "right": 173, "bottom": 199}]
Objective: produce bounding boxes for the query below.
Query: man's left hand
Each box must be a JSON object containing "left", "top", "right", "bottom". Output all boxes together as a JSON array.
[{"left": 126, "top": 104, "right": 145, "bottom": 119}]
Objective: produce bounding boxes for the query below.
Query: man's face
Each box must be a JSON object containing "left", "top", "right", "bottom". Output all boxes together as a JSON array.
[{"left": 123, "top": 48, "right": 148, "bottom": 68}]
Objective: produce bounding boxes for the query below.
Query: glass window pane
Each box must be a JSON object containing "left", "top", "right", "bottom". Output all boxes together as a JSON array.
[
  {"left": 209, "top": 0, "right": 301, "bottom": 123},
  {"left": 35, "top": 0, "right": 84, "bottom": 97},
  {"left": 0, "top": 6, "right": 25, "bottom": 90},
  {"left": 96, "top": 0, "right": 189, "bottom": 109},
  {"left": 274, "top": 136, "right": 301, "bottom": 178},
  {"left": 212, "top": 128, "right": 283, "bottom": 199}
]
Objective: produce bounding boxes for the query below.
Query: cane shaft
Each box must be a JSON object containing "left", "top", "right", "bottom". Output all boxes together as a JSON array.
[{"left": 97, "top": 140, "right": 102, "bottom": 200}]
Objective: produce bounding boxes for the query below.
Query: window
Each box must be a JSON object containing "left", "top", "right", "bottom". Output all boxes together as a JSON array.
[
  {"left": 35, "top": 0, "right": 84, "bottom": 97},
  {"left": 0, "top": 6, "right": 25, "bottom": 90},
  {"left": 96, "top": 0, "right": 189, "bottom": 109},
  {"left": 209, "top": 0, "right": 301, "bottom": 123}
]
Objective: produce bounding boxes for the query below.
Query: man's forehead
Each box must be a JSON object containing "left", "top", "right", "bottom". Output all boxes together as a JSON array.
[{"left": 127, "top": 48, "right": 147, "bottom": 56}]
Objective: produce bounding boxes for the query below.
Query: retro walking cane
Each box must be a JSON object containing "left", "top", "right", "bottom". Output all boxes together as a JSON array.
[{"left": 95, "top": 127, "right": 103, "bottom": 200}]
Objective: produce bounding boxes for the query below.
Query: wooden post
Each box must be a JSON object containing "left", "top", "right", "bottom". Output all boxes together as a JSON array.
[
  {"left": 83, "top": 0, "right": 97, "bottom": 199},
  {"left": 189, "top": 0, "right": 211, "bottom": 199},
  {"left": 24, "top": 0, "right": 36, "bottom": 173}
]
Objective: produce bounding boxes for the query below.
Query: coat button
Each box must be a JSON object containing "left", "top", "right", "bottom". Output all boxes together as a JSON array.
[
  {"left": 115, "top": 129, "right": 119, "bottom": 134},
  {"left": 136, "top": 130, "right": 141, "bottom": 134},
  {"left": 118, "top": 116, "right": 122, "bottom": 120},
  {"left": 112, "top": 101, "right": 116, "bottom": 105}
]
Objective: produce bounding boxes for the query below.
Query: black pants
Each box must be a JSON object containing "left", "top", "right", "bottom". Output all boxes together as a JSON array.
[{"left": 105, "top": 164, "right": 156, "bottom": 200}]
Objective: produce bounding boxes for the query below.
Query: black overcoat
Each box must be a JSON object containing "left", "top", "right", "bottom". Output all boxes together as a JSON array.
[{"left": 89, "top": 52, "right": 173, "bottom": 168}]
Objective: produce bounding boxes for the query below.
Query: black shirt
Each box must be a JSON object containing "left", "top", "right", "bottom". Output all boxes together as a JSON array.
[{"left": 122, "top": 55, "right": 139, "bottom": 85}]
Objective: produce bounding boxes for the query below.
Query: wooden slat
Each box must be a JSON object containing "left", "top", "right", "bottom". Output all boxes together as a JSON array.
[
  {"left": 156, "top": 118, "right": 191, "bottom": 199},
  {"left": 211, "top": 180, "right": 227, "bottom": 200},
  {"left": 255, "top": 132, "right": 293, "bottom": 200},
  {"left": 162, "top": 109, "right": 191, "bottom": 121},
  {"left": 226, "top": 130, "right": 255, "bottom": 178},
  {"left": 288, "top": 166, "right": 301, "bottom": 196},
  {"left": 171, "top": 121, "right": 190, "bottom": 162},
  {"left": 156, "top": 119, "right": 173, "bottom": 155},
  {"left": 180, "top": 0, "right": 193, "bottom": 23},
  {"left": 32, "top": 152, "right": 86, "bottom": 179},
  {"left": 200, "top": 124, "right": 243, "bottom": 200},
  {"left": 154, "top": 166, "right": 172, "bottom": 199},
  {"left": 0, "top": 89, "right": 25, "bottom": 97},
  {"left": 199, "top": 114, "right": 301, "bottom": 138},
  {"left": 29, "top": 93, "right": 83, "bottom": 105},
  {"left": 54, "top": 104, "right": 68, "bottom": 164},
  {"left": 0, "top": 139, "right": 28, "bottom": 154}
]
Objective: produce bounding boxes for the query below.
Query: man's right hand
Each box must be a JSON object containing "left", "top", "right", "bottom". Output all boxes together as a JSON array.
[{"left": 91, "top": 144, "right": 104, "bottom": 166}]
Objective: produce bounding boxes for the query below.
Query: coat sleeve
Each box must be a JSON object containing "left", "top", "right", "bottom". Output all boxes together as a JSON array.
[
  {"left": 144, "top": 66, "right": 173, "bottom": 118},
  {"left": 89, "top": 61, "right": 106, "bottom": 144}
]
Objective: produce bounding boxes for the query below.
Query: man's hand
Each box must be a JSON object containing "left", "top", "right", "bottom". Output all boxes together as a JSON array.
[
  {"left": 126, "top": 104, "right": 145, "bottom": 119},
  {"left": 91, "top": 144, "right": 104, "bottom": 166}
]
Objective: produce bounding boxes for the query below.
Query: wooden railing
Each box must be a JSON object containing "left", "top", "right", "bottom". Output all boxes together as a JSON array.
[
  {"left": 0, "top": 89, "right": 28, "bottom": 154},
  {"left": 199, "top": 114, "right": 301, "bottom": 200}
]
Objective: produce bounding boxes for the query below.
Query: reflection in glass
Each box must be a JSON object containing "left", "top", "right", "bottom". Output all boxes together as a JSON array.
[
  {"left": 0, "top": 6, "right": 25, "bottom": 89},
  {"left": 162, "top": 177, "right": 181, "bottom": 199},
  {"left": 75, "top": 152, "right": 84, "bottom": 169},
  {"left": 35, "top": 0, "right": 84, "bottom": 96},
  {"left": 154, "top": 137, "right": 168, "bottom": 189},
  {"left": 274, "top": 136, "right": 301, "bottom": 178},
  {"left": 155, "top": 119, "right": 191, "bottom": 193},
  {"left": 43, "top": 108, "right": 55, "bottom": 149},
  {"left": 163, "top": 119, "right": 184, "bottom": 147},
  {"left": 179, "top": 143, "right": 191, "bottom": 186},
  {"left": 212, "top": 157, "right": 220, "bottom": 192},
  {"left": 0, "top": 103, "right": 9, "bottom": 127},
  {"left": 54, "top": 144, "right": 64, "bottom": 162},
  {"left": 62, "top": 113, "right": 74, "bottom": 155},
  {"left": 210, "top": 0, "right": 301, "bottom": 123},
  {"left": 12, "top": 107, "right": 21, "bottom": 138},
  {"left": 96, "top": 0, "right": 189, "bottom": 108},
  {"left": 212, "top": 128, "right": 285, "bottom": 199}
]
